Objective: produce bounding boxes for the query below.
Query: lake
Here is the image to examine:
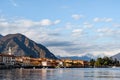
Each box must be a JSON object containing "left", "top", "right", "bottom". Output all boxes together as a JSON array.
[{"left": 0, "top": 68, "right": 120, "bottom": 80}]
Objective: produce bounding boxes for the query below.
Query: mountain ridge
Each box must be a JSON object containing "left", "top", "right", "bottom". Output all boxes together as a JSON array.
[{"left": 57, "top": 55, "right": 91, "bottom": 61}]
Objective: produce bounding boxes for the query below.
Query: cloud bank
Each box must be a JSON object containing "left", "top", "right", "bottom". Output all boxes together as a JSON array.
[{"left": 0, "top": 15, "right": 120, "bottom": 58}]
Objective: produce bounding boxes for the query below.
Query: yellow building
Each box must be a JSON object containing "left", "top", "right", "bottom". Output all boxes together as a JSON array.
[{"left": 61, "top": 59, "right": 89, "bottom": 67}]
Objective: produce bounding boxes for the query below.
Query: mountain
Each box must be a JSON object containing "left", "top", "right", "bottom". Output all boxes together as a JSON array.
[
  {"left": 57, "top": 55, "right": 91, "bottom": 61},
  {"left": 111, "top": 53, "right": 120, "bottom": 61},
  {"left": 0, "top": 34, "right": 3, "bottom": 38},
  {"left": 0, "top": 33, "right": 57, "bottom": 59}
]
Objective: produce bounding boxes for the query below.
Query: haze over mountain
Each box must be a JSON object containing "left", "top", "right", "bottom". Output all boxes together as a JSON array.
[
  {"left": 0, "top": 33, "right": 57, "bottom": 59},
  {"left": 111, "top": 53, "right": 120, "bottom": 61},
  {"left": 57, "top": 55, "right": 91, "bottom": 61}
]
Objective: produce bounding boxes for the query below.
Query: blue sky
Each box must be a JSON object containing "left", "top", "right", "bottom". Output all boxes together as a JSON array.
[{"left": 0, "top": 0, "right": 120, "bottom": 57}]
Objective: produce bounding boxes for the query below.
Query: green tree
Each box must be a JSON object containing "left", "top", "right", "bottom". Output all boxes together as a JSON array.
[
  {"left": 90, "top": 59, "right": 95, "bottom": 67},
  {"left": 97, "top": 57, "right": 104, "bottom": 66},
  {"left": 89, "top": 56, "right": 120, "bottom": 67},
  {"left": 94, "top": 61, "right": 101, "bottom": 67}
]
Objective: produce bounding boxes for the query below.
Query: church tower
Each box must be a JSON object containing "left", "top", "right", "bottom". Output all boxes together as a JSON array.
[{"left": 8, "top": 47, "right": 12, "bottom": 55}]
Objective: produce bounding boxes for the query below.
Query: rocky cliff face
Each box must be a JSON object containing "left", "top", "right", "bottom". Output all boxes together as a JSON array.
[{"left": 0, "top": 33, "right": 57, "bottom": 59}]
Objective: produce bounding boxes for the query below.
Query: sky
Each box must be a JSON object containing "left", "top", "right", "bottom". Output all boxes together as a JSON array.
[{"left": 0, "top": 0, "right": 120, "bottom": 57}]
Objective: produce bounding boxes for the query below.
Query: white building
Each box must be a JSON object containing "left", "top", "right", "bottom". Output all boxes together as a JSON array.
[
  {"left": 41, "top": 61, "right": 47, "bottom": 66},
  {"left": 0, "top": 47, "right": 15, "bottom": 66},
  {"left": 0, "top": 54, "right": 15, "bottom": 65}
]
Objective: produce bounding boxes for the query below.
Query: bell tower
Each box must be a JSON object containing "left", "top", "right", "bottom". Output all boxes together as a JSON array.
[{"left": 8, "top": 47, "right": 12, "bottom": 55}]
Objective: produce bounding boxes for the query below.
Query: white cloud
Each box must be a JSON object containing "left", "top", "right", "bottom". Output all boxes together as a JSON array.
[
  {"left": 40, "top": 19, "right": 52, "bottom": 26},
  {"left": 106, "top": 18, "right": 113, "bottom": 22},
  {"left": 97, "top": 28, "right": 112, "bottom": 37},
  {"left": 40, "top": 19, "right": 61, "bottom": 26},
  {"left": 0, "top": 17, "right": 61, "bottom": 28},
  {"left": 97, "top": 28, "right": 116, "bottom": 37},
  {"left": 83, "top": 22, "right": 93, "bottom": 28},
  {"left": 72, "top": 14, "right": 84, "bottom": 20},
  {"left": 96, "top": 27, "right": 120, "bottom": 40},
  {"left": 0, "top": 16, "right": 119, "bottom": 58},
  {"left": 72, "top": 29, "right": 83, "bottom": 37},
  {"left": 54, "top": 20, "right": 61, "bottom": 24},
  {"left": 47, "top": 47, "right": 72, "bottom": 56},
  {"left": 72, "top": 29, "right": 82, "bottom": 33},
  {"left": 0, "top": 17, "right": 61, "bottom": 44},
  {"left": 15, "top": 19, "right": 35, "bottom": 27},
  {"left": 0, "top": 22, "right": 9, "bottom": 27},
  {"left": 90, "top": 50, "right": 120, "bottom": 57},
  {"left": 94, "top": 17, "right": 113, "bottom": 22},
  {"left": 65, "top": 23, "right": 74, "bottom": 29},
  {"left": 87, "top": 43, "right": 120, "bottom": 57},
  {"left": 23, "top": 28, "right": 119, "bottom": 58},
  {"left": 0, "top": 18, "right": 6, "bottom": 22},
  {"left": 97, "top": 28, "right": 113, "bottom": 33},
  {"left": 113, "top": 24, "right": 120, "bottom": 27}
]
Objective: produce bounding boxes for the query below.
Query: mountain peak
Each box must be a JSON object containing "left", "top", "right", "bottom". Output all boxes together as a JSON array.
[{"left": 4, "top": 33, "right": 26, "bottom": 39}]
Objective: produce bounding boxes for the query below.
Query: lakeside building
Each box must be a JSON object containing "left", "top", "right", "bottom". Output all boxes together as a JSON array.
[
  {"left": 0, "top": 47, "right": 15, "bottom": 66},
  {"left": 0, "top": 54, "right": 15, "bottom": 66},
  {"left": 0, "top": 54, "right": 89, "bottom": 68},
  {"left": 0, "top": 47, "right": 89, "bottom": 68},
  {"left": 15, "top": 56, "right": 31, "bottom": 66},
  {"left": 61, "top": 59, "right": 89, "bottom": 67},
  {"left": 15, "top": 57, "right": 64, "bottom": 68}
]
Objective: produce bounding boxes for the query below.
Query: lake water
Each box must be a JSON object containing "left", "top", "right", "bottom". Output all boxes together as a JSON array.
[{"left": 0, "top": 68, "right": 120, "bottom": 80}]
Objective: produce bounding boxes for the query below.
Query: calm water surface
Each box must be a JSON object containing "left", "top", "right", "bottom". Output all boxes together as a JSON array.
[{"left": 0, "top": 68, "right": 120, "bottom": 80}]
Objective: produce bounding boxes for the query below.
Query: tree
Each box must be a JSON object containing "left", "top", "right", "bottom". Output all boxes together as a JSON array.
[
  {"left": 97, "top": 57, "right": 103, "bottom": 66},
  {"left": 94, "top": 61, "right": 101, "bottom": 67},
  {"left": 89, "top": 56, "right": 120, "bottom": 68},
  {"left": 90, "top": 59, "right": 95, "bottom": 67}
]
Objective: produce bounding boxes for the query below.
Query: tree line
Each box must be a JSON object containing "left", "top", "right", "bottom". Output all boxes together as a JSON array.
[{"left": 89, "top": 56, "right": 120, "bottom": 68}]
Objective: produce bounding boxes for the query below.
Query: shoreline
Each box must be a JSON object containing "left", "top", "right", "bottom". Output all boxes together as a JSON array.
[{"left": 0, "top": 65, "right": 117, "bottom": 70}]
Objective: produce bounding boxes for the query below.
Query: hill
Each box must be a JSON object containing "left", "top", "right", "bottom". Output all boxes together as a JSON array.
[{"left": 0, "top": 33, "right": 57, "bottom": 59}]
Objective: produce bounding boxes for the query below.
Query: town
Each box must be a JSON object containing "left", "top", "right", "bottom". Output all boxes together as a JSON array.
[{"left": 0, "top": 47, "right": 89, "bottom": 69}]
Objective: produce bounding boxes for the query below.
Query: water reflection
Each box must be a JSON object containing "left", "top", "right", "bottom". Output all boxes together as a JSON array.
[{"left": 0, "top": 68, "right": 120, "bottom": 80}]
